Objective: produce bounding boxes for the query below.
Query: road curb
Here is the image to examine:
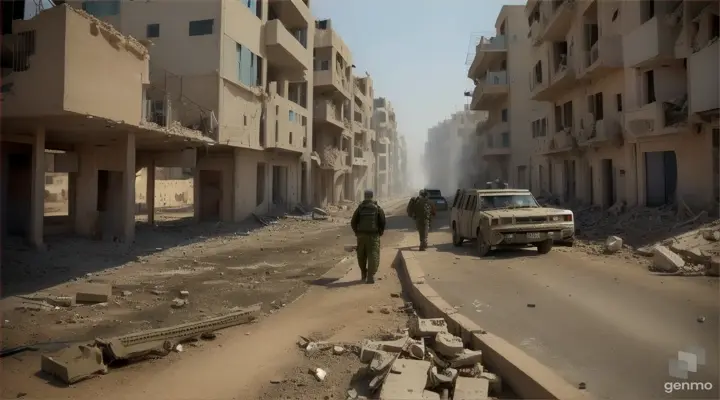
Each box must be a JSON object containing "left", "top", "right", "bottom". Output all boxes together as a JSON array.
[{"left": 395, "top": 249, "right": 593, "bottom": 400}]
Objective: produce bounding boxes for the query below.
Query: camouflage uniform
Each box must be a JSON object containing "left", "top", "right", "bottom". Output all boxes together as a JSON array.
[
  {"left": 351, "top": 195, "right": 387, "bottom": 283},
  {"left": 413, "top": 193, "right": 435, "bottom": 250}
]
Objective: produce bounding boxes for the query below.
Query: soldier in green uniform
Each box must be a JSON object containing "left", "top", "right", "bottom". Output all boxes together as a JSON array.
[
  {"left": 351, "top": 190, "right": 387, "bottom": 283},
  {"left": 413, "top": 190, "right": 435, "bottom": 251}
]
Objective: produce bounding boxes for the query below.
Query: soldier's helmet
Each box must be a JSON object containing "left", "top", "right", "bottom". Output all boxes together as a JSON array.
[{"left": 419, "top": 189, "right": 428, "bottom": 197}]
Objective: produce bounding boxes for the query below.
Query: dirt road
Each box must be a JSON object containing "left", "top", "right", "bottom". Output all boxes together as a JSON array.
[
  {"left": 0, "top": 198, "right": 416, "bottom": 399},
  {"left": 416, "top": 225, "right": 719, "bottom": 400}
]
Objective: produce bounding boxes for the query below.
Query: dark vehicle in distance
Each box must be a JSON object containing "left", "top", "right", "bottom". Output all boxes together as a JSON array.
[{"left": 424, "top": 188, "right": 448, "bottom": 211}]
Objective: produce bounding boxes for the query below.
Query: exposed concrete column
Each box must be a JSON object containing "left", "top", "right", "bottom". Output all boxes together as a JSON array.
[
  {"left": 146, "top": 162, "right": 156, "bottom": 224},
  {"left": 29, "top": 127, "right": 45, "bottom": 249},
  {"left": 74, "top": 144, "right": 98, "bottom": 236},
  {"left": 121, "top": 132, "right": 136, "bottom": 243}
]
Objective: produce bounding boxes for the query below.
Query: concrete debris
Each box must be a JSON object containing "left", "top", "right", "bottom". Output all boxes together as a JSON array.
[
  {"left": 702, "top": 230, "right": 720, "bottom": 241},
  {"left": 312, "top": 368, "right": 327, "bottom": 382},
  {"left": 453, "top": 376, "right": 490, "bottom": 400},
  {"left": 41, "top": 345, "right": 107, "bottom": 385},
  {"left": 604, "top": 236, "right": 623, "bottom": 254},
  {"left": 171, "top": 298, "right": 189, "bottom": 308},
  {"left": 75, "top": 283, "right": 111, "bottom": 304},
  {"left": 301, "top": 316, "right": 495, "bottom": 399},
  {"left": 312, "top": 207, "right": 329, "bottom": 216},
  {"left": 652, "top": 245, "right": 686, "bottom": 273},
  {"left": 179, "top": 290, "right": 190, "bottom": 298}
]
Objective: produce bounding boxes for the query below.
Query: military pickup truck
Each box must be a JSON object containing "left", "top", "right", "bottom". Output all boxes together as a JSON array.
[{"left": 449, "top": 188, "right": 575, "bottom": 256}]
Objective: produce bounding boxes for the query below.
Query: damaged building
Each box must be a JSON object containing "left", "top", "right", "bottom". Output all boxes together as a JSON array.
[
  {"left": 2, "top": 0, "right": 408, "bottom": 249},
  {"left": 462, "top": 0, "right": 719, "bottom": 212}
]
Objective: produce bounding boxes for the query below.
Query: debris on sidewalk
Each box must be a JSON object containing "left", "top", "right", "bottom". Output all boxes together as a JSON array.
[
  {"left": 295, "top": 316, "right": 502, "bottom": 400},
  {"left": 39, "top": 304, "right": 261, "bottom": 385}
]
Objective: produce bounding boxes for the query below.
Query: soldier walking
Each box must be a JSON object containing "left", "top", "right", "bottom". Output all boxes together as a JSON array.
[
  {"left": 351, "top": 190, "right": 387, "bottom": 283},
  {"left": 413, "top": 190, "right": 436, "bottom": 251}
]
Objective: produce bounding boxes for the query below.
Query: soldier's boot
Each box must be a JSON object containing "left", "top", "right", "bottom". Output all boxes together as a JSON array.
[
  {"left": 366, "top": 276, "right": 375, "bottom": 284},
  {"left": 360, "top": 268, "right": 367, "bottom": 281}
]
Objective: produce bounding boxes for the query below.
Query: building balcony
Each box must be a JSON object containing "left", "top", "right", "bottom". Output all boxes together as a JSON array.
[
  {"left": 265, "top": 82, "right": 307, "bottom": 154},
  {"left": 541, "top": 0, "right": 574, "bottom": 42},
  {"left": 624, "top": 101, "right": 688, "bottom": 140},
  {"left": 483, "top": 143, "right": 511, "bottom": 157},
  {"left": 352, "top": 147, "right": 370, "bottom": 166},
  {"left": 313, "top": 68, "right": 351, "bottom": 99},
  {"left": 470, "top": 71, "right": 509, "bottom": 111},
  {"left": 265, "top": 19, "right": 309, "bottom": 71},
  {"left": 688, "top": 40, "right": 719, "bottom": 116},
  {"left": 467, "top": 35, "right": 507, "bottom": 80},
  {"left": 538, "top": 128, "right": 578, "bottom": 155},
  {"left": 529, "top": 19, "right": 544, "bottom": 46},
  {"left": 313, "top": 100, "right": 345, "bottom": 130},
  {"left": 314, "top": 146, "right": 349, "bottom": 170},
  {"left": 531, "top": 59, "right": 575, "bottom": 101},
  {"left": 576, "top": 114, "right": 624, "bottom": 148},
  {"left": 622, "top": 16, "right": 679, "bottom": 69},
  {"left": 576, "top": 35, "right": 623, "bottom": 82},
  {"left": 2, "top": 5, "right": 149, "bottom": 124},
  {"left": 268, "top": 0, "right": 311, "bottom": 27}
]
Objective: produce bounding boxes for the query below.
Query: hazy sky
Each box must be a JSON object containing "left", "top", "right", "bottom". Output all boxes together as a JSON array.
[{"left": 311, "top": 0, "right": 525, "bottom": 186}]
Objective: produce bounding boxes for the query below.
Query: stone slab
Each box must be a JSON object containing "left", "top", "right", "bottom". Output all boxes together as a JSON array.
[
  {"left": 379, "top": 359, "right": 431, "bottom": 400},
  {"left": 75, "top": 283, "right": 111, "bottom": 304},
  {"left": 453, "top": 376, "right": 490, "bottom": 400}
]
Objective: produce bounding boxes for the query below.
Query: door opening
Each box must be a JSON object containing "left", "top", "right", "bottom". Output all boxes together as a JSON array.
[
  {"left": 644, "top": 151, "right": 677, "bottom": 207},
  {"left": 601, "top": 159, "right": 615, "bottom": 208}
]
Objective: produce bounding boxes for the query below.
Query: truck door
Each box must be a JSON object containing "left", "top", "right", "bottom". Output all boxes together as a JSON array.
[
  {"left": 451, "top": 192, "right": 466, "bottom": 233},
  {"left": 462, "top": 194, "right": 477, "bottom": 238}
]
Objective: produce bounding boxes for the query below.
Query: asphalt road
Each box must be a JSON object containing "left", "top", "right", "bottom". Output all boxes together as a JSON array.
[{"left": 416, "top": 226, "right": 719, "bottom": 400}]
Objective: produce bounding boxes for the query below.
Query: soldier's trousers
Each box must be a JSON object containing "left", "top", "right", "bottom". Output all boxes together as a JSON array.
[
  {"left": 416, "top": 219, "right": 430, "bottom": 248},
  {"left": 356, "top": 233, "right": 381, "bottom": 278}
]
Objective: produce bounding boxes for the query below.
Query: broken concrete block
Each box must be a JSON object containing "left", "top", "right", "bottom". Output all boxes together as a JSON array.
[
  {"left": 635, "top": 246, "right": 654, "bottom": 257},
  {"left": 369, "top": 350, "right": 394, "bottom": 373},
  {"left": 450, "top": 349, "right": 483, "bottom": 368},
  {"left": 179, "top": 290, "right": 190, "bottom": 298},
  {"left": 604, "top": 236, "right": 623, "bottom": 254},
  {"left": 671, "top": 245, "right": 711, "bottom": 265},
  {"left": 171, "top": 298, "right": 188, "bottom": 308},
  {"left": 48, "top": 296, "right": 73, "bottom": 307},
  {"left": 332, "top": 345, "right": 345, "bottom": 355},
  {"left": 41, "top": 345, "right": 107, "bottom": 384},
  {"left": 379, "top": 359, "right": 431, "bottom": 400},
  {"left": 312, "top": 207, "right": 328, "bottom": 216},
  {"left": 378, "top": 337, "right": 407, "bottom": 353},
  {"left": 359, "top": 341, "right": 382, "bottom": 363},
  {"left": 75, "top": 284, "right": 111, "bottom": 304},
  {"left": 411, "top": 318, "right": 449, "bottom": 338},
  {"left": 427, "top": 366, "right": 457, "bottom": 387},
  {"left": 480, "top": 371, "right": 502, "bottom": 394},
  {"left": 702, "top": 230, "right": 720, "bottom": 242},
  {"left": 453, "top": 376, "right": 490, "bottom": 400},
  {"left": 652, "top": 245, "right": 685, "bottom": 272},
  {"left": 707, "top": 257, "right": 720, "bottom": 277},
  {"left": 433, "top": 332, "right": 464, "bottom": 358}
]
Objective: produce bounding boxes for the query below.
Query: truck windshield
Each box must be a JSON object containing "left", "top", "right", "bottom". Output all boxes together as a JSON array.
[
  {"left": 426, "top": 190, "right": 442, "bottom": 198},
  {"left": 479, "top": 194, "right": 539, "bottom": 209}
]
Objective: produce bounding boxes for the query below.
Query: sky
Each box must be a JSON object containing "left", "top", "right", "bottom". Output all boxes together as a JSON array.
[{"left": 311, "top": 0, "right": 525, "bottom": 187}]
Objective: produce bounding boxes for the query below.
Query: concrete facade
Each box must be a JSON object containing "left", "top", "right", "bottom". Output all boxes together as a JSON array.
[
  {"left": 463, "top": 0, "right": 719, "bottom": 212},
  {"left": 371, "top": 97, "right": 406, "bottom": 197},
  {"left": 2, "top": 1, "right": 405, "bottom": 250}
]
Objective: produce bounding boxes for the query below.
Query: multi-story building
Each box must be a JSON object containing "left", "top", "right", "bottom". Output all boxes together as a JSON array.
[
  {"left": 69, "top": 0, "right": 315, "bottom": 221},
  {"left": 373, "top": 97, "right": 396, "bottom": 197},
  {"left": 1, "top": 4, "right": 210, "bottom": 248},
  {"left": 311, "top": 18, "right": 354, "bottom": 205},
  {"left": 526, "top": 0, "right": 718, "bottom": 210},
  {"left": 350, "top": 75, "right": 376, "bottom": 200},
  {"left": 467, "top": 5, "right": 539, "bottom": 189}
]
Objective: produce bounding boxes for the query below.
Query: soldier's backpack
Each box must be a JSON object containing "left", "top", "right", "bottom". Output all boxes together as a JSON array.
[{"left": 406, "top": 197, "right": 417, "bottom": 218}]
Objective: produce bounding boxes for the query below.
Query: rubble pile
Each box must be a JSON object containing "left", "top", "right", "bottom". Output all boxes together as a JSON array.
[
  {"left": 570, "top": 202, "right": 720, "bottom": 276},
  {"left": 299, "top": 317, "right": 502, "bottom": 400}
]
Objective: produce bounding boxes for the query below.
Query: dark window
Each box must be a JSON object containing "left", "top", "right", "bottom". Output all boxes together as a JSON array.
[
  {"left": 146, "top": 23, "right": 160, "bottom": 38},
  {"left": 189, "top": 19, "right": 214, "bottom": 36},
  {"left": 501, "top": 109, "right": 508, "bottom": 122},
  {"left": 616, "top": 93, "right": 623, "bottom": 111},
  {"left": 554, "top": 105, "right": 563, "bottom": 132},
  {"left": 644, "top": 70, "right": 656, "bottom": 104}
]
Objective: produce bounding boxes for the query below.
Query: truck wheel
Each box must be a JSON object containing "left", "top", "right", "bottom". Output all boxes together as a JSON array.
[
  {"left": 452, "top": 224, "right": 463, "bottom": 247},
  {"left": 476, "top": 233, "right": 491, "bottom": 257},
  {"left": 536, "top": 239, "right": 553, "bottom": 254}
]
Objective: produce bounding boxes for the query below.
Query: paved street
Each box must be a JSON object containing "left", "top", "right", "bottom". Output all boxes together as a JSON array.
[{"left": 411, "top": 225, "right": 719, "bottom": 400}]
